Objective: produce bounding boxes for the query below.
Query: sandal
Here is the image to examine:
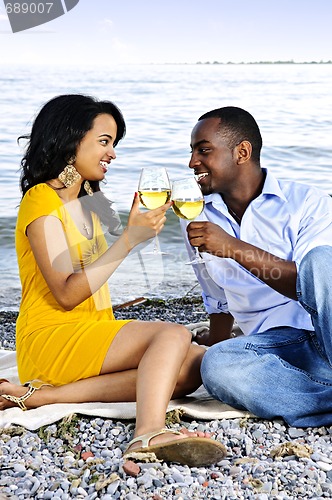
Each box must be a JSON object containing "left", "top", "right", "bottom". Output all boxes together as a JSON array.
[
  {"left": 1, "top": 379, "right": 53, "bottom": 411},
  {"left": 123, "top": 428, "right": 227, "bottom": 467}
]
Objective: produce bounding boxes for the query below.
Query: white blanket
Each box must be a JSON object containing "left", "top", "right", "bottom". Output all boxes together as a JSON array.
[{"left": 0, "top": 349, "right": 254, "bottom": 430}]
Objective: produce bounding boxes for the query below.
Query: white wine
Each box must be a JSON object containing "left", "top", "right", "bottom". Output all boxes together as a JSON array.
[
  {"left": 172, "top": 199, "right": 204, "bottom": 220},
  {"left": 138, "top": 189, "right": 171, "bottom": 209}
]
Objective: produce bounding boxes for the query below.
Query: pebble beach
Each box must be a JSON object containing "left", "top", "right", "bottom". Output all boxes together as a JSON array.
[{"left": 1, "top": 297, "right": 332, "bottom": 500}]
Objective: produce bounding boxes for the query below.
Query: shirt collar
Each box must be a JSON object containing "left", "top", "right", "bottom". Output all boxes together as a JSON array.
[
  {"left": 204, "top": 168, "right": 288, "bottom": 208},
  {"left": 260, "top": 168, "right": 288, "bottom": 201}
]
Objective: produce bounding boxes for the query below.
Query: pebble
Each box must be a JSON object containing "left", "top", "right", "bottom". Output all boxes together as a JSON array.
[
  {"left": 1, "top": 301, "right": 332, "bottom": 499},
  {"left": 316, "top": 461, "right": 332, "bottom": 472}
]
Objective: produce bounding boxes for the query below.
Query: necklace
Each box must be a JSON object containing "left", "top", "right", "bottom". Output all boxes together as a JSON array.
[
  {"left": 227, "top": 206, "right": 242, "bottom": 224},
  {"left": 82, "top": 222, "right": 90, "bottom": 236}
]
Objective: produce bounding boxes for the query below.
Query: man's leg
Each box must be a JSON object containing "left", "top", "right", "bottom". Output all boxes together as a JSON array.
[
  {"left": 297, "top": 245, "right": 332, "bottom": 364},
  {"left": 201, "top": 327, "right": 332, "bottom": 427}
]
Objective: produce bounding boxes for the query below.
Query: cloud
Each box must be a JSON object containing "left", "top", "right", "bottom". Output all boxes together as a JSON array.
[
  {"left": 0, "top": 14, "right": 8, "bottom": 21},
  {"left": 111, "top": 36, "right": 127, "bottom": 51},
  {"left": 99, "top": 18, "right": 114, "bottom": 36},
  {"left": 103, "top": 19, "right": 113, "bottom": 27}
]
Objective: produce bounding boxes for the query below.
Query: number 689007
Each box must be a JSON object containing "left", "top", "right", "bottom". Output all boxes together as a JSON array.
[{"left": 5, "top": 2, "right": 54, "bottom": 14}]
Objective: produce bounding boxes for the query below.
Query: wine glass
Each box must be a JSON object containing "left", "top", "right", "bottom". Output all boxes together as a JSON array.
[
  {"left": 171, "top": 177, "right": 205, "bottom": 264},
  {"left": 138, "top": 167, "right": 171, "bottom": 254}
]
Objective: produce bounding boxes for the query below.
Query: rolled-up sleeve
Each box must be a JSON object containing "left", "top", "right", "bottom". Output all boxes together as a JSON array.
[{"left": 293, "top": 191, "right": 332, "bottom": 269}]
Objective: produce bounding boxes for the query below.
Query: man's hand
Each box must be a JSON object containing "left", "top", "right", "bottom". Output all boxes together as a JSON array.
[{"left": 187, "top": 221, "right": 233, "bottom": 257}]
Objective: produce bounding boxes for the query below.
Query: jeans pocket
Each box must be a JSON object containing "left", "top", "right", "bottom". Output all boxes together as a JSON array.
[{"left": 244, "top": 331, "right": 311, "bottom": 353}]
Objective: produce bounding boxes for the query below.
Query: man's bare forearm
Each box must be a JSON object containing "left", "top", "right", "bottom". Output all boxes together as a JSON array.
[
  {"left": 208, "top": 313, "right": 234, "bottom": 346},
  {"left": 228, "top": 239, "right": 297, "bottom": 300}
]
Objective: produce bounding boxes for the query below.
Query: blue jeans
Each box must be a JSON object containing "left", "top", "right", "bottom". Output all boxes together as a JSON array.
[{"left": 201, "top": 246, "right": 332, "bottom": 427}]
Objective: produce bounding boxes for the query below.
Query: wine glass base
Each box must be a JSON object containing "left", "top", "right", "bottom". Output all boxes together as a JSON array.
[
  {"left": 185, "top": 257, "right": 205, "bottom": 265},
  {"left": 142, "top": 250, "right": 169, "bottom": 255}
]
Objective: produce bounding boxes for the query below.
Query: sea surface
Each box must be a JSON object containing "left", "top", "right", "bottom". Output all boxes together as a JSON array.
[{"left": 1, "top": 63, "right": 332, "bottom": 311}]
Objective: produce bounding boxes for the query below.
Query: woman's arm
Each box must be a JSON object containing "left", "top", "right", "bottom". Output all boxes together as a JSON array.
[{"left": 27, "top": 195, "right": 171, "bottom": 310}]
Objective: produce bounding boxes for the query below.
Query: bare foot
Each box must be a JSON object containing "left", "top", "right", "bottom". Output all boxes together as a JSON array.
[
  {"left": 179, "top": 427, "right": 212, "bottom": 439},
  {"left": 127, "top": 427, "right": 213, "bottom": 452}
]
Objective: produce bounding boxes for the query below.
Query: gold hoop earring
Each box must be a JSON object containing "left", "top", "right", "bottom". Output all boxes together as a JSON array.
[
  {"left": 84, "top": 180, "right": 94, "bottom": 197},
  {"left": 58, "top": 157, "right": 81, "bottom": 188}
]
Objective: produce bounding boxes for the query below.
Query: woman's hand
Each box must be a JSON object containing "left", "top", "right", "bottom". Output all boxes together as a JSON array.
[{"left": 126, "top": 193, "right": 172, "bottom": 249}]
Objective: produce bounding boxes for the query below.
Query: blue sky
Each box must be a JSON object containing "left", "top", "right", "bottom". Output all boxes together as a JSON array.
[{"left": 0, "top": 0, "right": 331, "bottom": 65}]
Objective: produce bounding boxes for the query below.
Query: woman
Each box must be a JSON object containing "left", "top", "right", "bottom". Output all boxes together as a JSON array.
[{"left": 0, "top": 94, "right": 226, "bottom": 466}]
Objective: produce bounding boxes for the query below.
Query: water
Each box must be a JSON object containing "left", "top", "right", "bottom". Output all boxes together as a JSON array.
[{"left": 1, "top": 63, "right": 332, "bottom": 310}]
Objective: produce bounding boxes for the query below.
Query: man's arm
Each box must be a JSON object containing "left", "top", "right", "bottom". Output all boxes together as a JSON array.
[
  {"left": 187, "top": 221, "right": 297, "bottom": 300},
  {"left": 209, "top": 312, "right": 234, "bottom": 345},
  {"left": 195, "top": 312, "right": 234, "bottom": 346},
  {"left": 229, "top": 237, "right": 297, "bottom": 299}
]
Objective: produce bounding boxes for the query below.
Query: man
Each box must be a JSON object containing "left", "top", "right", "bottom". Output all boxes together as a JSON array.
[{"left": 181, "top": 106, "right": 332, "bottom": 427}]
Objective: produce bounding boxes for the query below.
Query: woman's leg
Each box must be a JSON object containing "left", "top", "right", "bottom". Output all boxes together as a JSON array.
[
  {"left": 1, "top": 320, "right": 210, "bottom": 453},
  {"left": 100, "top": 321, "right": 202, "bottom": 437},
  {"left": 1, "top": 321, "right": 204, "bottom": 416}
]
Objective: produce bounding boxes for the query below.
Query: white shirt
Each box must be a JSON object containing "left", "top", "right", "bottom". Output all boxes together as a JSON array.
[{"left": 180, "top": 169, "right": 332, "bottom": 335}]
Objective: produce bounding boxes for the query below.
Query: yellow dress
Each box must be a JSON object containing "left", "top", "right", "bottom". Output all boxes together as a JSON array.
[{"left": 15, "top": 183, "right": 131, "bottom": 385}]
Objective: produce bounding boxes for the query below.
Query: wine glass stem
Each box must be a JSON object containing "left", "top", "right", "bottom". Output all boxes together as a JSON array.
[{"left": 153, "top": 235, "right": 160, "bottom": 254}]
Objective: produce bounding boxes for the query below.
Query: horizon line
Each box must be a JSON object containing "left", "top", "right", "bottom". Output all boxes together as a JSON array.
[{"left": 1, "top": 59, "right": 332, "bottom": 67}]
